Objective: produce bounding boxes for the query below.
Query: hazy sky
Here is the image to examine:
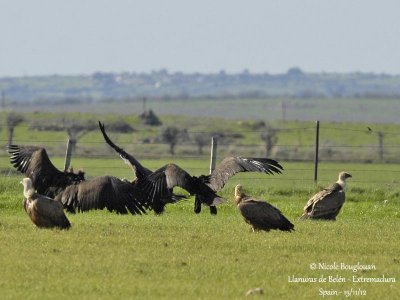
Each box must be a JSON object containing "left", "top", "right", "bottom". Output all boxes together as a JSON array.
[{"left": 1, "top": 0, "right": 399, "bottom": 76}]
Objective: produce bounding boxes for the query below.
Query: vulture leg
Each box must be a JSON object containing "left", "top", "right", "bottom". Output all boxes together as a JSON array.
[
  {"left": 194, "top": 197, "right": 202, "bottom": 214},
  {"left": 209, "top": 205, "right": 217, "bottom": 215}
]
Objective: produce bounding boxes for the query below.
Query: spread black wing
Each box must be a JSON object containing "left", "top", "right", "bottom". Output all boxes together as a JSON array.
[
  {"left": 8, "top": 144, "right": 84, "bottom": 197},
  {"left": 98, "top": 121, "right": 152, "bottom": 179},
  {"left": 208, "top": 157, "right": 283, "bottom": 191}
]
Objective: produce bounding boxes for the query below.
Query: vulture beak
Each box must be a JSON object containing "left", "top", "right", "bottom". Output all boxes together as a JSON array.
[{"left": 345, "top": 173, "right": 352, "bottom": 179}]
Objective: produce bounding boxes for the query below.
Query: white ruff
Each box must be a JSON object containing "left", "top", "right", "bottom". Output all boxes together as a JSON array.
[{"left": 336, "top": 179, "right": 346, "bottom": 191}]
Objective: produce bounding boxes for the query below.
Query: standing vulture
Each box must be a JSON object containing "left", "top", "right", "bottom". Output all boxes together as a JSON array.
[
  {"left": 301, "top": 172, "right": 352, "bottom": 220},
  {"left": 8, "top": 145, "right": 147, "bottom": 215},
  {"left": 8, "top": 145, "right": 85, "bottom": 197},
  {"left": 99, "top": 121, "right": 224, "bottom": 214},
  {"left": 235, "top": 185, "right": 294, "bottom": 232},
  {"left": 21, "top": 177, "right": 71, "bottom": 229}
]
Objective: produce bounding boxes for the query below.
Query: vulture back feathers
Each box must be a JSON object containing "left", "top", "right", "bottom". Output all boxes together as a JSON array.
[
  {"left": 55, "top": 176, "right": 148, "bottom": 215},
  {"left": 235, "top": 185, "right": 294, "bottom": 232},
  {"left": 8, "top": 145, "right": 85, "bottom": 197},
  {"left": 21, "top": 178, "right": 71, "bottom": 230},
  {"left": 301, "top": 172, "right": 352, "bottom": 220}
]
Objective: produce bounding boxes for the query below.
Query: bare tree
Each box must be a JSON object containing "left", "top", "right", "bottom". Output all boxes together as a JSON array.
[
  {"left": 260, "top": 126, "right": 278, "bottom": 157},
  {"left": 193, "top": 134, "right": 209, "bottom": 155},
  {"left": 7, "top": 112, "right": 24, "bottom": 145},
  {"left": 161, "top": 126, "right": 181, "bottom": 155}
]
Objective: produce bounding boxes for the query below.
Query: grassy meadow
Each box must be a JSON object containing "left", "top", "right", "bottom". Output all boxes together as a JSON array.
[{"left": 0, "top": 111, "right": 399, "bottom": 299}]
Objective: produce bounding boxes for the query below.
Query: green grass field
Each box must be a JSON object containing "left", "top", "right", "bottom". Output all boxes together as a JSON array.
[{"left": 1, "top": 157, "right": 399, "bottom": 299}]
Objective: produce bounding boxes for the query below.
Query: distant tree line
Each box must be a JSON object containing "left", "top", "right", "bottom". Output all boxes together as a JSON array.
[{"left": 1, "top": 69, "right": 400, "bottom": 103}]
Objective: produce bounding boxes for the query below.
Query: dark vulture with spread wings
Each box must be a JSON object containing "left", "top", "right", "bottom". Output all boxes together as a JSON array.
[
  {"left": 301, "top": 172, "right": 352, "bottom": 220},
  {"left": 8, "top": 145, "right": 85, "bottom": 197},
  {"left": 8, "top": 145, "right": 147, "bottom": 215},
  {"left": 99, "top": 121, "right": 223, "bottom": 214},
  {"left": 54, "top": 176, "right": 147, "bottom": 214},
  {"left": 21, "top": 177, "right": 71, "bottom": 230},
  {"left": 99, "top": 121, "right": 283, "bottom": 215},
  {"left": 234, "top": 185, "right": 294, "bottom": 232},
  {"left": 194, "top": 156, "right": 283, "bottom": 214}
]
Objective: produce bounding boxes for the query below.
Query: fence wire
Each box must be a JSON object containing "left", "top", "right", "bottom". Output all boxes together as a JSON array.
[{"left": 1, "top": 121, "right": 399, "bottom": 185}]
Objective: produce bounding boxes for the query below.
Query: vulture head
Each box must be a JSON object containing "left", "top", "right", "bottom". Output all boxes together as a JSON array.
[
  {"left": 234, "top": 184, "right": 245, "bottom": 205},
  {"left": 337, "top": 171, "right": 352, "bottom": 189},
  {"left": 65, "top": 168, "right": 86, "bottom": 184}
]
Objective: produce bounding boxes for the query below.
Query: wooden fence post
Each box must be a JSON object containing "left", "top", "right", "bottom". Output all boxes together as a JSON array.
[
  {"left": 209, "top": 136, "right": 218, "bottom": 173},
  {"left": 314, "top": 120, "right": 320, "bottom": 183},
  {"left": 208, "top": 136, "right": 218, "bottom": 214},
  {"left": 64, "top": 139, "right": 73, "bottom": 171}
]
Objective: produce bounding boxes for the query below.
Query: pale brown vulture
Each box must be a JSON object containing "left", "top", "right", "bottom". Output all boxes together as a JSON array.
[
  {"left": 234, "top": 185, "right": 294, "bottom": 232},
  {"left": 301, "top": 171, "right": 352, "bottom": 220},
  {"left": 8, "top": 145, "right": 147, "bottom": 215},
  {"left": 21, "top": 178, "right": 71, "bottom": 229},
  {"left": 8, "top": 145, "right": 85, "bottom": 197},
  {"left": 99, "top": 121, "right": 223, "bottom": 214}
]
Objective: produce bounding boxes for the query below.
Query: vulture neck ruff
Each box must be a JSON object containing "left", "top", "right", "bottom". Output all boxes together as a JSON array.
[
  {"left": 337, "top": 172, "right": 351, "bottom": 191},
  {"left": 234, "top": 185, "right": 246, "bottom": 205},
  {"left": 22, "top": 179, "right": 35, "bottom": 199},
  {"left": 336, "top": 179, "right": 347, "bottom": 191}
]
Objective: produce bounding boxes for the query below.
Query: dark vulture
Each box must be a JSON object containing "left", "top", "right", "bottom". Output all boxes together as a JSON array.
[
  {"left": 8, "top": 145, "right": 147, "bottom": 215},
  {"left": 21, "top": 178, "right": 71, "bottom": 230},
  {"left": 99, "top": 121, "right": 283, "bottom": 214},
  {"left": 99, "top": 121, "right": 223, "bottom": 214},
  {"left": 54, "top": 176, "right": 147, "bottom": 214},
  {"left": 234, "top": 185, "right": 294, "bottom": 232},
  {"left": 301, "top": 171, "right": 352, "bottom": 220},
  {"left": 8, "top": 145, "right": 85, "bottom": 197},
  {"left": 193, "top": 156, "right": 283, "bottom": 214}
]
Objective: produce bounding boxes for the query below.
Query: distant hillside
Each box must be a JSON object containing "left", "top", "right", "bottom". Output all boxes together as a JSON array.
[{"left": 1, "top": 68, "right": 399, "bottom": 103}]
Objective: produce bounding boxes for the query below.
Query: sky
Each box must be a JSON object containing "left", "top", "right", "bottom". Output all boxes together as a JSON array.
[{"left": 1, "top": 0, "right": 399, "bottom": 77}]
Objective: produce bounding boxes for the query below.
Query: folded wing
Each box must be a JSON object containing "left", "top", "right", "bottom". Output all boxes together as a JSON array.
[
  {"left": 301, "top": 183, "right": 345, "bottom": 220},
  {"left": 28, "top": 194, "right": 71, "bottom": 229},
  {"left": 239, "top": 199, "right": 294, "bottom": 232}
]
